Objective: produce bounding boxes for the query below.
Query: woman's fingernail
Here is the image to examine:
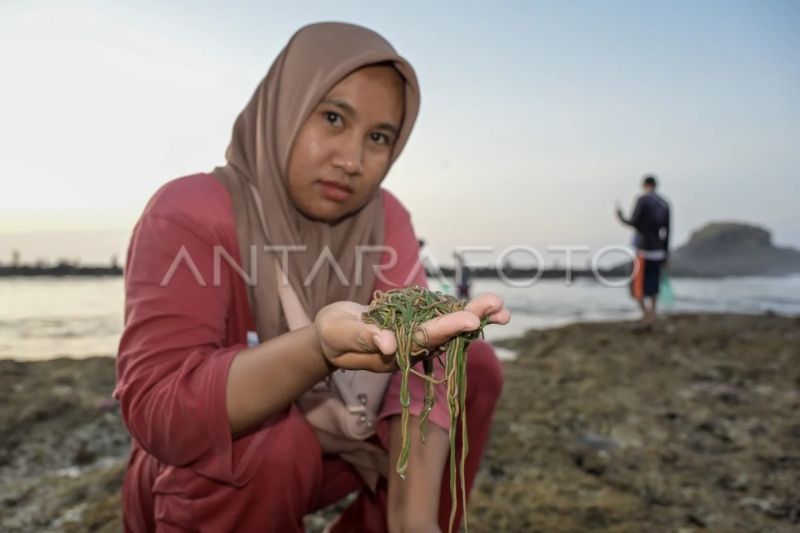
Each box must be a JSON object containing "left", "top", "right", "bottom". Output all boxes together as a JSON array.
[{"left": 373, "top": 335, "right": 382, "bottom": 349}]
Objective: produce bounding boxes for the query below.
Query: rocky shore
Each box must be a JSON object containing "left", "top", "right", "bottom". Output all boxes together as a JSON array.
[{"left": 1, "top": 313, "right": 798, "bottom": 532}]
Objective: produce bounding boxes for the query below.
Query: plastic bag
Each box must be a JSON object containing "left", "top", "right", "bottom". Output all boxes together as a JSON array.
[{"left": 659, "top": 271, "right": 674, "bottom": 305}]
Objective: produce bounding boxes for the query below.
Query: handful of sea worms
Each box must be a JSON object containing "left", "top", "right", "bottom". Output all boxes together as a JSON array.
[{"left": 362, "top": 286, "right": 487, "bottom": 533}]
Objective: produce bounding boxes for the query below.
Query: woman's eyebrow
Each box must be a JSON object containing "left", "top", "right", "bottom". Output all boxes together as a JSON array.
[
  {"left": 321, "top": 98, "right": 399, "bottom": 136},
  {"left": 375, "top": 122, "right": 399, "bottom": 136},
  {"left": 321, "top": 98, "right": 357, "bottom": 118}
]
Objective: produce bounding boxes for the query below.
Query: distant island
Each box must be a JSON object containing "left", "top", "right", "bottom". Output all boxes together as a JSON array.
[
  {"left": 1, "top": 222, "right": 798, "bottom": 279},
  {"left": 669, "top": 222, "right": 800, "bottom": 277},
  {"left": 0, "top": 259, "right": 621, "bottom": 281},
  {"left": 0, "top": 260, "right": 123, "bottom": 277}
]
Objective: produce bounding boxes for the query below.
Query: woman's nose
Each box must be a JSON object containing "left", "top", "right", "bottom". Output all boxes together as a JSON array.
[{"left": 332, "top": 135, "right": 364, "bottom": 175}]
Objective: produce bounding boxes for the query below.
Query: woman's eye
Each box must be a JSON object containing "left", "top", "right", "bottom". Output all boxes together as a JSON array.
[
  {"left": 324, "top": 111, "right": 342, "bottom": 126},
  {"left": 370, "top": 132, "right": 390, "bottom": 145}
]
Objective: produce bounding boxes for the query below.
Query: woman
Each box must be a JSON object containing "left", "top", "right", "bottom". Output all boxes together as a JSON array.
[{"left": 114, "top": 22, "right": 510, "bottom": 532}]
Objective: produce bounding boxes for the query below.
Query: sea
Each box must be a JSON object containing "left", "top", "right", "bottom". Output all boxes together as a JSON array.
[{"left": 1, "top": 275, "right": 799, "bottom": 361}]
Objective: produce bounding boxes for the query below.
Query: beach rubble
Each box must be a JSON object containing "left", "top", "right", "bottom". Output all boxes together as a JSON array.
[{"left": 1, "top": 313, "right": 798, "bottom": 532}]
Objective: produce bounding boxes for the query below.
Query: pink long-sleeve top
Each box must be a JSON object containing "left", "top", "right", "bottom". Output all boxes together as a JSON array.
[{"left": 113, "top": 173, "right": 448, "bottom": 486}]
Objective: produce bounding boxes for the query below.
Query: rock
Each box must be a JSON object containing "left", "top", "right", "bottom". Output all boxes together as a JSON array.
[
  {"left": 685, "top": 511, "right": 709, "bottom": 527},
  {"left": 670, "top": 222, "right": 800, "bottom": 276},
  {"left": 578, "top": 431, "right": 619, "bottom": 452},
  {"left": 572, "top": 448, "right": 609, "bottom": 476},
  {"left": 717, "top": 472, "right": 749, "bottom": 492},
  {"left": 610, "top": 424, "right": 643, "bottom": 448}
]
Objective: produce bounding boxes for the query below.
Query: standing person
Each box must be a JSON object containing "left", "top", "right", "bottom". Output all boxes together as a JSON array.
[
  {"left": 454, "top": 252, "right": 472, "bottom": 300},
  {"left": 113, "top": 22, "right": 510, "bottom": 532},
  {"left": 615, "top": 174, "right": 671, "bottom": 329}
]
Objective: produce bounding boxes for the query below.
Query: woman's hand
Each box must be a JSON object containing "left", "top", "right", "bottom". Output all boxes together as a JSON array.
[{"left": 313, "top": 292, "right": 511, "bottom": 373}]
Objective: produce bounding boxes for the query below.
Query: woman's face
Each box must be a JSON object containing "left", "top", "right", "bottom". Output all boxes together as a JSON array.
[{"left": 287, "top": 65, "right": 405, "bottom": 223}]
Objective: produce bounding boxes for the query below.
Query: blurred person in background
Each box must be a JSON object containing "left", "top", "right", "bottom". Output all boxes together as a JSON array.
[{"left": 616, "top": 174, "right": 671, "bottom": 329}]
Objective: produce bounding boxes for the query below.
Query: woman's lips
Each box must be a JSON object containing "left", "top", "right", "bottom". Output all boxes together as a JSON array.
[{"left": 318, "top": 180, "right": 353, "bottom": 202}]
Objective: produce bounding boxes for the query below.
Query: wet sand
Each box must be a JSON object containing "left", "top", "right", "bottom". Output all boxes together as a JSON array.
[{"left": 1, "top": 313, "right": 798, "bottom": 532}]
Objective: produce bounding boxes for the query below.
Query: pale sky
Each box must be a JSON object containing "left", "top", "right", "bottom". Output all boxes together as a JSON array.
[{"left": 1, "top": 0, "right": 798, "bottom": 266}]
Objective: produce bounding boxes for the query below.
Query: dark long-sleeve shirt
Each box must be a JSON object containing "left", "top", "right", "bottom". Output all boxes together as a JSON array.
[{"left": 620, "top": 191, "right": 671, "bottom": 260}]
